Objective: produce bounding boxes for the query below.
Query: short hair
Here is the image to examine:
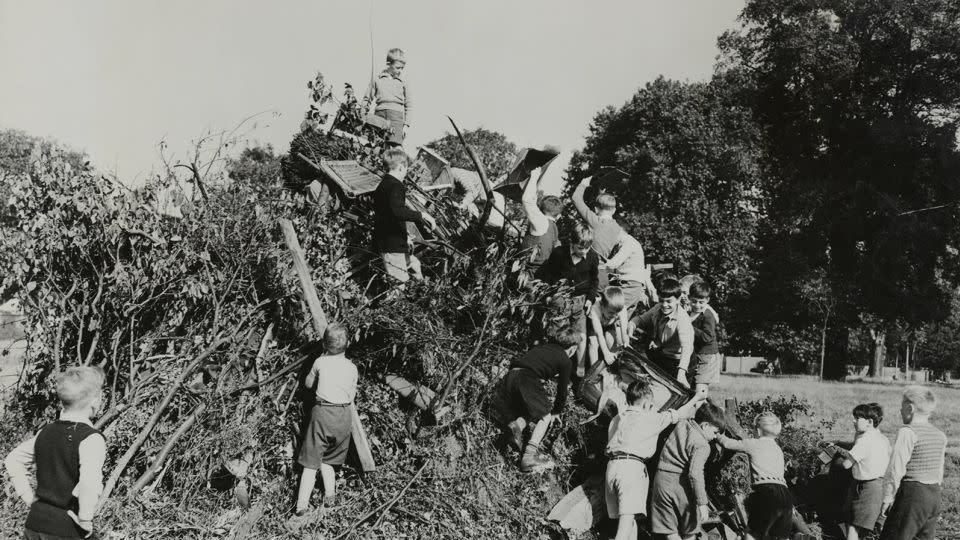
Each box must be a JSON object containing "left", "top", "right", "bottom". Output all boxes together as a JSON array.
[
  {"left": 600, "top": 286, "right": 625, "bottom": 310},
  {"left": 754, "top": 411, "right": 782, "bottom": 436},
  {"left": 595, "top": 193, "right": 617, "bottom": 211},
  {"left": 695, "top": 400, "right": 726, "bottom": 430},
  {"left": 853, "top": 403, "right": 882, "bottom": 428},
  {"left": 56, "top": 366, "right": 105, "bottom": 409},
  {"left": 660, "top": 277, "right": 682, "bottom": 299},
  {"left": 903, "top": 386, "right": 937, "bottom": 414},
  {"left": 679, "top": 274, "right": 703, "bottom": 291},
  {"left": 625, "top": 378, "right": 654, "bottom": 406},
  {"left": 689, "top": 281, "right": 711, "bottom": 300},
  {"left": 387, "top": 48, "right": 406, "bottom": 64},
  {"left": 539, "top": 195, "right": 562, "bottom": 217},
  {"left": 570, "top": 223, "right": 593, "bottom": 251},
  {"left": 554, "top": 325, "right": 583, "bottom": 348},
  {"left": 324, "top": 323, "right": 349, "bottom": 355},
  {"left": 382, "top": 147, "right": 411, "bottom": 172}
]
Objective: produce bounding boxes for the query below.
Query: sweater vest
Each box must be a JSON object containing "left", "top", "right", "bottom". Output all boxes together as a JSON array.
[
  {"left": 26, "top": 421, "right": 102, "bottom": 537},
  {"left": 521, "top": 219, "right": 558, "bottom": 267},
  {"left": 903, "top": 423, "right": 946, "bottom": 484}
]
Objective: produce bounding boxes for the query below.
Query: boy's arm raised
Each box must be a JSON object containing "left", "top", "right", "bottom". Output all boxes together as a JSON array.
[
  {"left": 572, "top": 178, "right": 595, "bottom": 223},
  {"left": 3, "top": 435, "right": 37, "bottom": 505},
  {"left": 520, "top": 175, "right": 549, "bottom": 235}
]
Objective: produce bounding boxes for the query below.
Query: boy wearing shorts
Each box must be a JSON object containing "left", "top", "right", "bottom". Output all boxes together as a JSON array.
[
  {"left": 837, "top": 403, "right": 891, "bottom": 540},
  {"left": 605, "top": 379, "right": 701, "bottom": 540},
  {"left": 688, "top": 281, "right": 720, "bottom": 398},
  {"left": 718, "top": 412, "right": 795, "bottom": 540},
  {"left": 587, "top": 286, "right": 631, "bottom": 370},
  {"left": 5, "top": 367, "right": 107, "bottom": 539},
  {"left": 651, "top": 401, "right": 726, "bottom": 540},
  {"left": 295, "top": 323, "right": 358, "bottom": 515},
  {"left": 363, "top": 48, "right": 411, "bottom": 146}
]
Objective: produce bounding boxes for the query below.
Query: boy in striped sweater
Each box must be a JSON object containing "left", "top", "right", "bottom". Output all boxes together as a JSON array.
[{"left": 879, "top": 386, "right": 947, "bottom": 540}]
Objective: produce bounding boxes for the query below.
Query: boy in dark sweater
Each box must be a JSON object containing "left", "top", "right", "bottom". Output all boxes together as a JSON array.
[
  {"left": 688, "top": 281, "right": 720, "bottom": 399},
  {"left": 373, "top": 148, "right": 436, "bottom": 284},
  {"left": 504, "top": 325, "right": 584, "bottom": 473},
  {"left": 5, "top": 367, "right": 107, "bottom": 539}
]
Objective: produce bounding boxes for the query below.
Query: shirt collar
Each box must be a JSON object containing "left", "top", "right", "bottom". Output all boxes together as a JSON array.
[
  {"left": 380, "top": 69, "right": 403, "bottom": 81},
  {"left": 60, "top": 410, "right": 94, "bottom": 426}
]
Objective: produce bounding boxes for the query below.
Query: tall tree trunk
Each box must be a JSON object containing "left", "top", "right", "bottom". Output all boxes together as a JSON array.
[
  {"left": 819, "top": 319, "right": 827, "bottom": 381},
  {"left": 869, "top": 327, "right": 886, "bottom": 377}
]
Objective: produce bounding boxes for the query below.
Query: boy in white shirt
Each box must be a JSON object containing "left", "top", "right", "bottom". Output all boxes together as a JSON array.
[{"left": 838, "top": 403, "right": 891, "bottom": 540}]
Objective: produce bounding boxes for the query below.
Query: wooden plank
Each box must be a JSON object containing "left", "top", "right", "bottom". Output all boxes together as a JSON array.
[
  {"left": 384, "top": 374, "right": 436, "bottom": 411},
  {"left": 546, "top": 473, "right": 605, "bottom": 535},
  {"left": 278, "top": 218, "right": 376, "bottom": 473}
]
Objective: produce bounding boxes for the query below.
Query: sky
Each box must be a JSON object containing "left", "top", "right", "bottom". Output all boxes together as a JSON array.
[{"left": 0, "top": 1, "right": 745, "bottom": 193}]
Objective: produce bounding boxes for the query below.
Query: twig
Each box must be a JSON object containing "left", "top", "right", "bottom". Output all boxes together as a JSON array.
[
  {"left": 229, "top": 355, "right": 307, "bottom": 396},
  {"left": 430, "top": 312, "right": 494, "bottom": 415},
  {"left": 334, "top": 461, "right": 429, "bottom": 540},
  {"left": 128, "top": 401, "right": 208, "bottom": 498}
]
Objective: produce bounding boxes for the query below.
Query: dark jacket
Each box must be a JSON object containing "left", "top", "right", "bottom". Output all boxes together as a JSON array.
[
  {"left": 538, "top": 245, "right": 600, "bottom": 300},
  {"left": 691, "top": 309, "right": 719, "bottom": 354},
  {"left": 373, "top": 174, "right": 423, "bottom": 253}
]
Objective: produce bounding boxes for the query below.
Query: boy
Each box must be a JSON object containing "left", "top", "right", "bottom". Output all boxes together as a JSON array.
[
  {"left": 717, "top": 412, "right": 795, "bottom": 540},
  {"left": 604, "top": 232, "right": 654, "bottom": 310},
  {"left": 681, "top": 274, "right": 720, "bottom": 323},
  {"left": 879, "top": 386, "right": 947, "bottom": 540},
  {"left": 587, "top": 286, "right": 631, "bottom": 370},
  {"left": 372, "top": 148, "right": 437, "bottom": 284},
  {"left": 628, "top": 277, "right": 694, "bottom": 388},
  {"left": 572, "top": 175, "right": 623, "bottom": 289},
  {"left": 295, "top": 323, "right": 359, "bottom": 515},
  {"left": 5, "top": 367, "right": 107, "bottom": 539},
  {"left": 651, "top": 401, "right": 726, "bottom": 540},
  {"left": 519, "top": 171, "right": 561, "bottom": 269},
  {"left": 837, "top": 403, "right": 891, "bottom": 540},
  {"left": 362, "top": 48, "right": 411, "bottom": 146},
  {"left": 539, "top": 223, "right": 600, "bottom": 375},
  {"left": 605, "top": 379, "right": 702, "bottom": 540},
  {"left": 504, "top": 325, "right": 583, "bottom": 473},
  {"left": 688, "top": 281, "right": 720, "bottom": 398}
]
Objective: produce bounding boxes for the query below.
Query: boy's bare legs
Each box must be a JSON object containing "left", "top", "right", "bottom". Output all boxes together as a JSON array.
[
  {"left": 584, "top": 336, "right": 599, "bottom": 377},
  {"left": 846, "top": 524, "right": 861, "bottom": 540},
  {"left": 295, "top": 468, "right": 317, "bottom": 513},
  {"left": 615, "top": 515, "right": 638, "bottom": 540},
  {"left": 575, "top": 338, "right": 587, "bottom": 377},
  {"left": 319, "top": 463, "right": 336, "bottom": 501}
]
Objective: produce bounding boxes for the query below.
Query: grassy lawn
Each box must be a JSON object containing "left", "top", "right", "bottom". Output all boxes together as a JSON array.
[{"left": 713, "top": 374, "right": 960, "bottom": 537}]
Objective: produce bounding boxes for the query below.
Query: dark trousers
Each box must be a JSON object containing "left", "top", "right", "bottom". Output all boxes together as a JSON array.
[
  {"left": 24, "top": 528, "right": 85, "bottom": 540},
  {"left": 879, "top": 481, "right": 941, "bottom": 540}
]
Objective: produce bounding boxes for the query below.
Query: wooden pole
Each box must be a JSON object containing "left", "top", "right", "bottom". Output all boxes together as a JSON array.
[{"left": 277, "top": 218, "right": 375, "bottom": 472}]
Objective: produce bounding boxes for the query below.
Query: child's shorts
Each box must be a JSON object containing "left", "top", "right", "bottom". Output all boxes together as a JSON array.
[
  {"left": 693, "top": 353, "right": 721, "bottom": 385},
  {"left": 650, "top": 470, "right": 700, "bottom": 536},
  {"left": 606, "top": 458, "right": 650, "bottom": 518},
  {"left": 298, "top": 403, "right": 352, "bottom": 469},
  {"left": 880, "top": 481, "right": 941, "bottom": 540},
  {"left": 374, "top": 108, "right": 405, "bottom": 145},
  {"left": 504, "top": 368, "right": 551, "bottom": 422},
  {"left": 843, "top": 477, "right": 883, "bottom": 531},
  {"left": 745, "top": 483, "right": 794, "bottom": 539}
]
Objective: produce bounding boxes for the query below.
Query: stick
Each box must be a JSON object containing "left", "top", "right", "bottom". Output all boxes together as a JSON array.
[
  {"left": 334, "top": 461, "right": 429, "bottom": 540},
  {"left": 254, "top": 324, "right": 273, "bottom": 384},
  {"left": 278, "top": 218, "right": 328, "bottom": 337},
  {"left": 447, "top": 117, "right": 494, "bottom": 227},
  {"left": 430, "top": 313, "right": 492, "bottom": 415},
  {"left": 129, "top": 402, "right": 208, "bottom": 498}
]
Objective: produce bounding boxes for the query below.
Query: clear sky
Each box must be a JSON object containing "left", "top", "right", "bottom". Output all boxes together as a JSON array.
[{"left": 0, "top": 1, "right": 744, "bottom": 192}]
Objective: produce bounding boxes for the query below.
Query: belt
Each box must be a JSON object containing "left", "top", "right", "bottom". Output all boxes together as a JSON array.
[
  {"left": 317, "top": 400, "right": 350, "bottom": 408},
  {"left": 607, "top": 452, "right": 648, "bottom": 463}
]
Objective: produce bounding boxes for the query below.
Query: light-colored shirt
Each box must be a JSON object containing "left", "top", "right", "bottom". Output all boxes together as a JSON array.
[
  {"left": 4, "top": 411, "right": 106, "bottom": 521},
  {"left": 521, "top": 180, "right": 552, "bottom": 237},
  {"left": 607, "top": 408, "right": 679, "bottom": 459},
  {"left": 882, "top": 421, "right": 947, "bottom": 503},
  {"left": 718, "top": 435, "right": 787, "bottom": 486},
  {"left": 605, "top": 233, "right": 647, "bottom": 283},
  {"left": 572, "top": 182, "right": 623, "bottom": 258},
  {"left": 363, "top": 70, "right": 411, "bottom": 124},
  {"left": 305, "top": 352, "right": 359, "bottom": 405},
  {"left": 848, "top": 428, "right": 891, "bottom": 481}
]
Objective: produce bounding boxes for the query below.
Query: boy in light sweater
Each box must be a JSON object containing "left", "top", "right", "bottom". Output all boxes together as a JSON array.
[
  {"left": 5, "top": 367, "right": 107, "bottom": 539},
  {"left": 879, "top": 386, "right": 947, "bottom": 540},
  {"left": 363, "top": 48, "right": 411, "bottom": 146},
  {"left": 605, "top": 379, "right": 702, "bottom": 540},
  {"left": 717, "top": 412, "right": 794, "bottom": 540}
]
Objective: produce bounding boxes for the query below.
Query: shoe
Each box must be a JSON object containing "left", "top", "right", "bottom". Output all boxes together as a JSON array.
[
  {"left": 520, "top": 448, "right": 556, "bottom": 473},
  {"left": 293, "top": 506, "right": 310, "bottom": 517}
]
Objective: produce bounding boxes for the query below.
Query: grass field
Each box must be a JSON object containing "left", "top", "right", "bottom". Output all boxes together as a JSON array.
[{"left": 713, "top": 374, "right": 960, "bottom": 537}]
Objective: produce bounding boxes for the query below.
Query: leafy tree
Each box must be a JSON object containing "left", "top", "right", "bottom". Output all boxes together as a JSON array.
[
  {"left": 425, "top": 127, "right": 519, "bottom": 180},
  {"left": 719, "top": 0, "right": 960, "bottom": 376},
  {"left": 917, "top": 288, "right": 960, "bottom": 378},
  {"left": 563, "top": 76, "right": 766, "bottom": 317},
  {"left": 226, "top": 144, "right": 282, "bottom": 189}
]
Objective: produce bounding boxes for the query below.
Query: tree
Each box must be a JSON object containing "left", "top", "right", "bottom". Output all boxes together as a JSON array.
[
  {"left": 227, "top": 144, "right": 282, "bottom": 189},
  {"left": 719, "top": 0, "right": 960, "bottom": 377},
  {"left": 798, "top": 269, "right": 836, "bottom": 380},
  {"left": 563, "top": 76, "right": 766, "bottom": 320},
  {"left": 425, "top": 127, "right": 519, "bottom": 180},
  {"left": 917, "top": 288, "right": 960, "bottom": 378}
]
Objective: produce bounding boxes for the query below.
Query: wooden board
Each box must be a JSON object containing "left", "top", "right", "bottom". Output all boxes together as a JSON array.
[
  {"left": 546, "top": 473, "right": 605, "bottom": 535},
  {"left": 317, "top": 160, "right": 383, "bottom": 198}
]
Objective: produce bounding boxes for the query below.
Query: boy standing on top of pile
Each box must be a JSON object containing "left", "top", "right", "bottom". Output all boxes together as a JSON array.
[
  {"left": 717, "top": 411, "right": 795, "bottom": 540},
  {"left": 373, "top": 148, "right": 437, "bottom": 285},
  {"left": 651, "top": 401, "right": 726, "bottom": 540},
  {"left": 5, "top": 367, "right": 107, "bottom": 540},
  {"left": 363, "top": 48, "right": 411, "bottom": 146},
  {"left": 605, "top": 379, "right": 703, "bottom": 540},
  {"left": 879, "top": 386, "right": 947, "bottom": 540},
  {"left": 295, "top": 323, "right": 358, "bottom": 515},
  {"left": 628, "top": 277, "right": 694, "bottom": 387}
]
